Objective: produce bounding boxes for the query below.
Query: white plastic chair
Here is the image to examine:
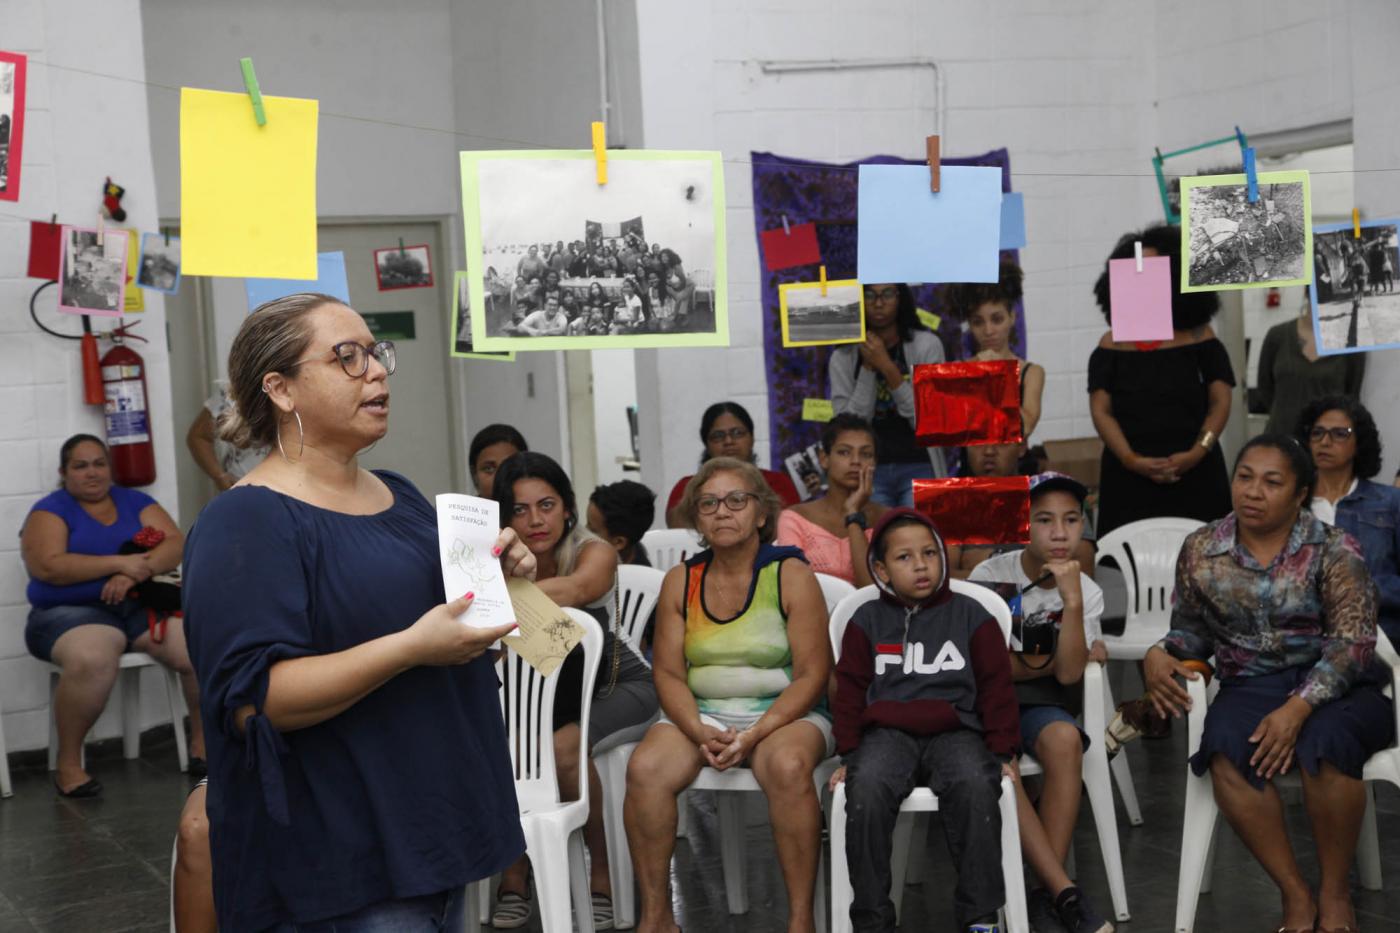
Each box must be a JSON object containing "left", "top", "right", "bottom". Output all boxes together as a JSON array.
[
  {"left": 0, "top": 696, "right": 12, "bottom": 798},
  {"left": 475, "top": 609, "right": 603, "bottom": 933},
  {"left": 615, "top": 564, "right": 665, "bottom": 657},
  {"left": 45, "top": 652, "right": 190, "bottom": 773},
  {"left": 1173, "top": 630, "right": 1398, "bottom": 932},
  {"left": 640, "top": 528, "right": 702, "bottom": 572},
  {"left": 826, "top": 581, "right": 1029, "bottom": 933},
  {"left": 814, "top": 572, "right": 857, "bottom": 616}
]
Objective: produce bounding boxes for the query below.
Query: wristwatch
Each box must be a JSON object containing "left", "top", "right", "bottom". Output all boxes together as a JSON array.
[{"left": 845, "top": 511, "right": 868, "bottom": 530}]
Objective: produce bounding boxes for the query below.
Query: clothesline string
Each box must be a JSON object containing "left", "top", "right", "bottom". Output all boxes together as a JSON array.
[{"left": 22, "top": 57, "right": 1400, "bottom": 179}]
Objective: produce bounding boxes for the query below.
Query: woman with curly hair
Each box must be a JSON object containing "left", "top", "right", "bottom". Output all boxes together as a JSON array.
[
  {"left": 945, "top": 259, "right": 1046, "bottom": 439},
  {"left": 1299, "top": 395, "right": 1400, "bottom": 645},
  {"left": 1087, "top": 225, "right": 1234, "bottom": 536}
]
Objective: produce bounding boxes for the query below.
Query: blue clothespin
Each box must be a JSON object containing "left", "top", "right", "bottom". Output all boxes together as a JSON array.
[
  {"left": 1243, "top": 147, "right": 1258, "bottom": 203},
  {"left": 1235, "top": 125, "right": 1248, "bottom": 153}
]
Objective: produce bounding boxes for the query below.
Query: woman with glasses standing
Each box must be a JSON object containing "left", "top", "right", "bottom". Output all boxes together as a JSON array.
[
  {"left": 181, "top": 294, "right": 535, "bottom": 932},
  {"left": 627, "top": 457, "right": 833, "bottom": 933},
  {"left": 1299, "top": 395, "right": 1400, "bottom": 645},
  {"left": 664, "top": 401, "right": 800, "bottom": 527},
  {"left": 828, "top": 283, "right": 948, "bottom": 508}
]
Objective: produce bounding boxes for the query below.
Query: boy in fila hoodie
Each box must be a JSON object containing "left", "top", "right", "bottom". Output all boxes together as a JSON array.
[{"left": 830, "top": 508, "right": 1018, "bottom": 933}]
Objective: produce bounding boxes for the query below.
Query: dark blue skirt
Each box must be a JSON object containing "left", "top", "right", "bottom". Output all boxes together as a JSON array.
[{"left": 1188, "top": 667, "right": 1394, "bottom": 789}]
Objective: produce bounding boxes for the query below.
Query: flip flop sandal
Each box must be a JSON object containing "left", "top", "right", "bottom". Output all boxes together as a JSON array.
[
  {"left": 54, "top": 776, "right": 102, "bottom": 798},
  {"left": 592, "top": 892, "right": 615, "bottom": 930},
  {"left": 490, "top": 891, "right": 532, "bottom": 929}
]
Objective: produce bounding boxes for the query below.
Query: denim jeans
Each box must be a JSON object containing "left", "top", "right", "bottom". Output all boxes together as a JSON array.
[
  {"left": 871, "top": 461, "right": 937, "bottom": 509},
  {"left": 844, "top": 728, "right": 1004, "bottom": 930},
  {"left": 265, "top": 888, "right": 464, "bottom": 932},
  {"left": 1336, "top": 480, "right": 1400, "bottom": 645}
]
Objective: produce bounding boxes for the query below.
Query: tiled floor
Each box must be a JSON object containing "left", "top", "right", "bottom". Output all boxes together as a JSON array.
[{"left": 3, "top": 717, "right": 1400, "bottom": 933}]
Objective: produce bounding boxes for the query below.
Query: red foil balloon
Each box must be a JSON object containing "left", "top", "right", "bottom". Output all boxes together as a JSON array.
[
  {"left": 913, "top": 359, "right": 1023, "bottom": 447},
  {"left": 912, "top": 476, "right": 1030, "bottom": 547}
]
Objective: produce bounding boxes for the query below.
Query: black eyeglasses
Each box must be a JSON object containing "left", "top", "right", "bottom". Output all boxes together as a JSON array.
[
  {"left": 697, "top": 491, "right": 757, "bottom": 515},
  {"left": 863, "top": 287, "right": 899, "bottom": 304},
  {"left": 707, "top": 427, "right": 750, "bottom": 445},
  {"left": 293, "top": 340, "right": 397, "bottom": 378},
  {"left": 1310, "top": 426, "right": 1354, "bottom": 443}
]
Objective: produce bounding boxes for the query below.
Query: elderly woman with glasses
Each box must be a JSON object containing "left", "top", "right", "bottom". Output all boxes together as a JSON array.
[
  {"left": 627, "top": 457, "right": 833, "bottom": 933},
  {"left": 1299, "top": 395, "right": 1400, "bottom": 645},
  {"left": 828, "top": 283, "right": 948, "bottom": 508},
  {"left": 180, "top": 293, "right": 536, "bottom": 932},
  {"left": 664, "top": 400, "right": 800, "bottom": 527}
]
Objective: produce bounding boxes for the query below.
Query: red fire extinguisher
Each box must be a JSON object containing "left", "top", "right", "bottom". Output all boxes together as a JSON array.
[{"left": 100, "top": 322, "right": 156, "bottom": 487}]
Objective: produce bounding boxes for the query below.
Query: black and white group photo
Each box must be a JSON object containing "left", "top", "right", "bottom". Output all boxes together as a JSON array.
[
  {"left": 463, "top": 152, "right": 726, "bottom": 350},
  {"left": 374, "top": 243, "right": 433, "bottom": 290},
  {"left": 779, "top": 279, "right": 864, "bottom": 347},
  {"left": 451, "top": 270, "right": 512, "bottom": 360},
  {"left": 137, "top": 232, "right": 181, "bottom": 294},
  {"left": 0, "top": 51, "right": 23, "bottom": 201},
  {"left": 1183, "top": 172, "right": 1310, "bottom": 290},
  {"left": 58, "top": 227, "right": 127, "bottom": 317},
  {"left": 1313, "top": 221, "right": 1400, "bottom": 352}
]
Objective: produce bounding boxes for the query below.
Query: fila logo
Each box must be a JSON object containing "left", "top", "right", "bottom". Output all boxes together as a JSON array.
[{"left": 875, "top": 641, "right": 967, "bottom": 676}]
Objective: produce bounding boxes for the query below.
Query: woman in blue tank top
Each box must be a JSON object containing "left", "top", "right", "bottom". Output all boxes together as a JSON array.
[{"left": 20, "top": 433, "right": 194, "bottom": 798}]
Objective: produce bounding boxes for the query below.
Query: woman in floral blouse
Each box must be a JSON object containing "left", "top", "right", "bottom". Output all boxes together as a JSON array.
[{"left": 1144, "top": 434, "right": 1392, "bottom": 933}]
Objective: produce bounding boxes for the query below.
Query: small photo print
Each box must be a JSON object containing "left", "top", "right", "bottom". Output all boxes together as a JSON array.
[
  {"left": 784, "top": 442, "right": 826, "bottom": 501},
  {"left": 779, "top": 279, "right": 865, "bottom": 347},
  {"left": 450, "top": 270, "right": 514, "bottom": 361},
  {"left": 374, "top": 244, "right": 433, "bottom": 290},
  {"left": 1310, "top": 219, "right": 1400, "bottom": 355},
  {"left": 1182, "top": 171, "right": 1311, "bottom": 292},
  {"left": 0, "top": 51, "right": 27, "bottom": 202},
  {"left": 58, "top": 227, "right": 127, "bottom": 317},
  {"left": 137, "top": 233, "right": 181, "bottom": 294}
]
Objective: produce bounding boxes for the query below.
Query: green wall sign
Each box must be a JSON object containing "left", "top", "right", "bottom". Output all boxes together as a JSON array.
[{"left": 361, "top": 311, "right": 416, "bottom": 341}]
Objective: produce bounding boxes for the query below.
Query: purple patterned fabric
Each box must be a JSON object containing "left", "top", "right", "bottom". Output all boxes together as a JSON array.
[
  {"left": 1165, "top": 510, "right": 1385, "bottom": 706},
  {"left": 750, "top": 149, "right": 1018, "bottom": 470}
]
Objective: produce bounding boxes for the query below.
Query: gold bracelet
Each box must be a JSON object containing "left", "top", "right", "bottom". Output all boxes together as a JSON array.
[{"left": 1197, "top": 429, "right": 1216, "bottom": 451}]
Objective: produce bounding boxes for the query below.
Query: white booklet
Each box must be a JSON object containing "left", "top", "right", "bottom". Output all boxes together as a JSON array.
[{"left": 435, "top": 494, "right": 515, "bottom": 629}]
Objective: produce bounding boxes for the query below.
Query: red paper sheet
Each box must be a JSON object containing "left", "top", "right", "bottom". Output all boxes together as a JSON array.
[
  {"left": 912, "top": 475, "right": 1030, "bottom": 547},
  {"left": 760, "top": 222, "right": 821, "bottom": 271},
  {"left": 27, "top": 220, "right": 61, "bottom": 280},
  {"left": 913, "top": 359, "right": 1022, "bottom": 447}
]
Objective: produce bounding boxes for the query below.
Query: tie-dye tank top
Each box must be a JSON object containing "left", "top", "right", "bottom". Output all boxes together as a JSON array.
[{"left": 684, "top": 544, "right": 815, "bottom": 720}]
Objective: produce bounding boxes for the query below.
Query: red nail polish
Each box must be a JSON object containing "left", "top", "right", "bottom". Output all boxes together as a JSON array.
[
  {"left": 492, "top": 545, "right": 502, "bottom": 557},
  {"left": 464, "top": 591, "right": 475, "bottom": 601}
]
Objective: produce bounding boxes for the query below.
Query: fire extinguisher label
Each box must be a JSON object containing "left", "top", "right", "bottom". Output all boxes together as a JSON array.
[
  {"left": 104, "top": 381, "right": 150, "bottom": 446},
  {"left": 101, "top": 365, "right": 142, "bottom": 381}
]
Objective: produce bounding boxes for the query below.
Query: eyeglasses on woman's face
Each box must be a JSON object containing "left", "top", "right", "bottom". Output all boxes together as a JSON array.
[
  {"left": 696, "top": 491, "right": 757, "bottom": 515},
  {"left": 293, "top": 340, "right": 397, "bottom": 378},
  {"left": 707, "top": 427, "right": 750, "bottom": 446},
  {"left": 863, "top": 286, "right": 899, "bottom": 305},
  {"left": 1309, "top": 425, "right": 1355, "bottom": 443}
]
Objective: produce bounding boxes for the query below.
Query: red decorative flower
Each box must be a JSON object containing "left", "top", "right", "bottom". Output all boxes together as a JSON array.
[{"left": 132, "top": 526, "right": 166, "bottom": 550}]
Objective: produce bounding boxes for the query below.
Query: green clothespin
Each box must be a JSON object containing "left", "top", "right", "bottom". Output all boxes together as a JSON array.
[
  {"left": 399, "top": 237, "right": 406, "bottom": 256},
  {"left": 240, "top": 57, "right": 267, "bottom": 126}
]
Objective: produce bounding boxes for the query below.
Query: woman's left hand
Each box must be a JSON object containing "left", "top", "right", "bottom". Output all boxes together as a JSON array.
[
  {"left": 493, "top": 528, "right": 536, "bottom": 581},
  {"left": 708, "top": 727, "right": 760, "bottom": 771},
  {"left": 1249, "top": 696, "right": 1312, "bottom": 780},
  {"left": 100, "top": 573, "right": 138, "bottom": 605},
  {"left": 1163, "top": 446, "right": 1206, "bottom": 482},
  {"left": 843, "top": 465, "right": 874, "bottom": 516}
]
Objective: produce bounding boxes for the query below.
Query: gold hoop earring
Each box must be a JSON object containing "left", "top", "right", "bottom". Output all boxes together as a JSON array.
[{"left": 276, "top": 410, "right": 305, "bottom": 463}]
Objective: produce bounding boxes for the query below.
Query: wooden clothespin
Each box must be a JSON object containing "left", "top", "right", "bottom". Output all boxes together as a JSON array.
[
  {"left": 925, "top": 135, "right": 941, "bottom": 193},
  {"left": 96, "top": 212, "right": 104, "bottom": 245},
  {"left": 781, "top": 214, "right": 790, "bottom": 236},
  {"left": 239, "top": 57, "right": 267, "bottom": 127},
  {"left": 1243, "top": 147, "right": 1258, "bottom": 203},
  {"left": 1354, "top": 208, "right": 1362, "bottom": 239},
  {"left": 1134, "top": 240, "right": 1143, "bottom": 272},
  {"left": 49, "top": 213, "right": 57, "bottom": 229},
  {"left": 819, "top": 265, "right": 827, "bottom": 297},
  {"left": 591, "top": 121, "right": 607, "bottom": 185}
]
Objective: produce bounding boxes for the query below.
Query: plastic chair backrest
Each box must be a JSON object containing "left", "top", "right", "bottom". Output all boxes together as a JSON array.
[
  {"left": 641, "top": 529, "right": 702, "bottom": 572},
  {"left": 1376, "top": 627, "right": 1400, "bottom": 730},
  {"left": 497, "top": 608, "right": 603, "bottom": 812},
  {"left": 815, "top": 573, "right": 857, "bottom": 616},
  {"left": 828, "top": 579, "right": 1011, "bottom": 662},
  {"left": 616, "top": 564, "right": 665, "bottom": 656},
  {"left": 1094, "top": 517, "right": 1204, "bottom": 621}
]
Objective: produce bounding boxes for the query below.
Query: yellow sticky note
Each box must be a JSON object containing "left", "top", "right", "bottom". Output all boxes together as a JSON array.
[
  {"left": 180, "top": 88, "right": 319, "bottom": 279},
  {"left": 803, "top": 399, "right": 835, "bottom": 422},
  {"left": 916, "top": 308, "right": 941, "bottom": 331},
  {"left": 123, "top": 229, "right": 143, "bottom": 312}
]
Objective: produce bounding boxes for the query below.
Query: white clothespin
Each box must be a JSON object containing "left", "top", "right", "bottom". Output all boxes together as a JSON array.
[
  {"left": 1134, "top": 240, "right": 1143, "bottom": 272},
  {"left": 781, "top": 214, "right": 791, "bottom": 236}
]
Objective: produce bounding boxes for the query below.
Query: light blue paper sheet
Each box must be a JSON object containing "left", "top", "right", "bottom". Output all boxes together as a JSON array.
[
  {"left": 245, "top": 251, "right": 351, "bottom": 311},
  {"left": 999, "top": 192, "right": 1026, "bottom": 250},
  {"left": 857, "top": 165, "right": 1002, "bottom": 283}
]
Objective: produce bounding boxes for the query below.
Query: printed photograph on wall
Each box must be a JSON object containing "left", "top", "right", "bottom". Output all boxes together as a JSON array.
[
  {"left": 461, "top": 148, "right": 727, "bottom": 351},
  {"left": 374, "top": 244, "right": 434, "bottom": 290},
  {"left": 58, "top": 227, "right": 127, "bottom": 317},
  {"left": 137, "top": 232, "right": 181, "bottom": 294},
  {"left": 450, "top": 270, "right": 514, "bottom": 361},
  {"left": 1181, "top": 171, "right": 1311, "bottom": 292},
  {"left": 0, "top": 50, "right": 27, "bottom": 202},
  {"left": 778, "top": 279, "right": 864, "bottom": 347},
  {"left": 784, "top": 442, "right": 826, "bottom": 501},
  {"left": 1311, "top": 218, "right": 1400, "bottom": 355}
]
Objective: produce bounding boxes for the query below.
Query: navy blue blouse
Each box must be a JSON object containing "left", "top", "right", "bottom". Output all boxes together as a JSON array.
[{"left": 184, "top": 471, "right": 523, "bottom": 931}]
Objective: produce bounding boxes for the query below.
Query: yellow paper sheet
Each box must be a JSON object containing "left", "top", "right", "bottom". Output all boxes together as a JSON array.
[
  {"left": 180, "top": 88, "right": 319, "bottom": 279},
  {"left": 123, "top": 229, "right": 143, "bottom": 312},
  {"left": 802, "top": 398, "right": 834, "bottom": 422},
  {"left": 500, "top": 576, "right": 584, "bottom": 677}
]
